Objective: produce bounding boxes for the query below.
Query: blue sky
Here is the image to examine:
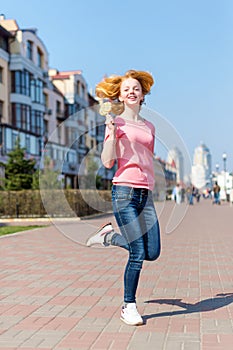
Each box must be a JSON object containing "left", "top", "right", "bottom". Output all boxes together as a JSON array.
[{"left": 2, "top": 0, "right": 233, "bottom": 173}]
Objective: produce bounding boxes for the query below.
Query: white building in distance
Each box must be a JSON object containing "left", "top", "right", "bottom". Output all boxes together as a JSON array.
[{"left": 191, "top": 142, "right": 212, "bottom": 189}]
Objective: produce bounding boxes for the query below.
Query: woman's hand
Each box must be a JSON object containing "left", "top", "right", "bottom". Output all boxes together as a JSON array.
[{"left": 105, "top": 113, "right": 116, "bottom": 135}]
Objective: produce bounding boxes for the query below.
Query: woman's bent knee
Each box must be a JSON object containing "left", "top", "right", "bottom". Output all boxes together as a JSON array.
[{"left": 146, "top": 247, "right": 161, "bottom": 261}]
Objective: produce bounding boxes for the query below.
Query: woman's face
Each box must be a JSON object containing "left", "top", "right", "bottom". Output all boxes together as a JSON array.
[{"left": 119, "top": 78, "right": 143, "bottom": 107}]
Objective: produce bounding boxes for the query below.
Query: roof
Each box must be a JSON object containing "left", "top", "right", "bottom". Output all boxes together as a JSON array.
[
  {"left": 59, "top": 70, "right": 82, "bottom": 75},
  {"left": 0, "top": 19, "right": 19, "bottom": 32},
  {"left": 52, "top": 74, "right": 70, "bottom": 80},
  {"left": 0, "top": 24, "right": 13, "bottom": 38},
  {"left": 50, "top": 70, "right": 83, "bottom": 80}
]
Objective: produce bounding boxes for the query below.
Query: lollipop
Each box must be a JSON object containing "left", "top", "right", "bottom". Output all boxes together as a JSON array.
[{"left": 99, "top": 101, "right": 112, "bottom": 116}]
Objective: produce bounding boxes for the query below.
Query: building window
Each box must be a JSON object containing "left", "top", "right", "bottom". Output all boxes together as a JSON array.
[
  {"left": 77, "top": 81, "right": 80, "bottom": 95},
  {"left": 12, "top": 71, "right": 20, "bottom": 93},
  {"left": 35, "top": 79, "right": 43, "bottom": 103},
  {"left": 31, "top": 110, "right": 36, "bottom": 133},
  {"left": 31, "top": 109, "right": 43, "bottom": 135},
  {"left": 44, "top": 93, "right": 48, "bottom": 108},
  {"left": 0, "top": 36, "right": 8, "bottom": 51},
  {"left": 30, "top": 79, "right": 35, "bottom": 101},
  {"left": 56, "top": 100, "right": 61, "bottom": 113},
  {"left": 0, "top": 126, "right": 2, "bottom": 149},
  {"left": 0, "top": 100, "right": 3, "bottom": 123},
  {"left": 0, "top": 66, "right": 3, "bottom": 83},
  {"left": 26, "top": 40, "right": 33, "bottom": 60},
  {"left": 37, "top": 48, "right": 43, "bottom": 68},
  {"left": 12, "top": 133, "right": 18, "bottom": 149},
  {"left": 35, "top": 111, "right": 43, "bottom": 135},
  {"left": 21, "top": 105, "right": 27, "bottom": 129},
  {"left": 81, "top": 84, "right": 85, "bottom": 98},
  {"left": 25, "top": 71, "right": 30, "bottom": 95},
  {"left": 26, "top": 136, "right": 30, "bottom": 153},
  {"left": 11, "top": 70, "right": 31, "bottom": 96},
  {"left": 44, "top": 119, "right": 48, "bottom": 139},
  {"left": 12, "top": 103, "right": 44, "bottom": 135},
  {"left": 12, "top": 103, "right": 31, "bottom": 131},
  {"left": 30, "top": 78, "right": 44, "bottom": 104},
  {"left": 65, "top": 103, "right": 76, "bottom": 117}
]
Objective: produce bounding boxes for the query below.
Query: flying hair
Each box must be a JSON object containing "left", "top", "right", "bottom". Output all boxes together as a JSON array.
[{"left": 96, "top": 70, "right": 154, "bottom": 115}]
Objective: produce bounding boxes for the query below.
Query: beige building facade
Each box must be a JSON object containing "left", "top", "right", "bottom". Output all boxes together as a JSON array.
[
  {"left": 0, "top": 15, "right": 105, "bottom": 189},
  {"left": 0, "top": 23, "right": 11, "bottom": 137}
]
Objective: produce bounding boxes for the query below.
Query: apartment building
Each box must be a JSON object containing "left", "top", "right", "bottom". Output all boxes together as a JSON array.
[
  {"left": 0, "top": 17, "right": 46, "bottom": 163},
  {"left": 0, "top": 15, "right": 106, "bottom": 189}
]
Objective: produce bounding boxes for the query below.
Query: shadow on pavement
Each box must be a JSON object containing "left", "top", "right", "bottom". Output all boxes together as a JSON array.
[{"left": 143, "top": 293, "right": 233, "bottom": 321}]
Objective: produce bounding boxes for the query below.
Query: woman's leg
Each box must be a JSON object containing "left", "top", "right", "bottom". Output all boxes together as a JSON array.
[
  {"left": 112, "top": 186, "right": 147, "bottom": 303},
  {"left": 138, "top": 194, "right": 161, "bottom": 261}
]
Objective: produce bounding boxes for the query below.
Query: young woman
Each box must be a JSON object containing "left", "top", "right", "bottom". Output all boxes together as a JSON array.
[{"left": 86, "top": 70, "right": 161, "bottom": 326}]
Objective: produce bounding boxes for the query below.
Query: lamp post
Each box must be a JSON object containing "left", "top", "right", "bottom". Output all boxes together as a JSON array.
[{"left": 222, "top": 152, "right": 227, "bottom": 200}]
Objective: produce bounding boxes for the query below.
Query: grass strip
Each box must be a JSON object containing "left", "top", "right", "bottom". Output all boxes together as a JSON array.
[{"left": 0, "top": 225, "right": 47, "bottom": 237}]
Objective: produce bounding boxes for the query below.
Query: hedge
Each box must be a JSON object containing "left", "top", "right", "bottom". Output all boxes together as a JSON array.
[{"left": 0, "top": 190, "right": 112, "bottom": 218}]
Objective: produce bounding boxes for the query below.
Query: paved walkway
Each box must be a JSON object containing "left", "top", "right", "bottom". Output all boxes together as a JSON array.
[{"left": 0, "top": 199, "right": 233, "bottom": 349}]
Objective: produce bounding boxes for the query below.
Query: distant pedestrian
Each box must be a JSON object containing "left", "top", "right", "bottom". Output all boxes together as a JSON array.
[
  {"left": 172, "top": 183, "right": 182, "bottom": 204},
  {"left": 171, "top": 186, "right": 176, "bottom": 202},
  {"left": 213, "top": 182, "right": 221, "bottom": 205},
  {"left": 194, "top": 188, "right": 201, "bottom": 203},
  {"left": 86, "top": 69, "right": 161, "bottom": 326},
  {"left": 186, "top": 185, "right": 193, "bottom": 205}
]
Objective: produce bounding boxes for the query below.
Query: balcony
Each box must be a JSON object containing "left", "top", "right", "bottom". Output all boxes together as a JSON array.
[{"left": 56, "top": 110, "right": 66, "bottom": 121}]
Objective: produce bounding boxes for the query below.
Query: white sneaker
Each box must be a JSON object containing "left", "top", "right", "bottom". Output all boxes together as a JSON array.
[
  {"left": 86, "top": 222, "right": 113, "bottom": 247},
  {"left": 120, "top": 303, "right": 143, "bottom": 326}
]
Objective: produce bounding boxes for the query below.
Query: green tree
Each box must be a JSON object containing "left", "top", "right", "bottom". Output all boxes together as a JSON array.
[
  {"left": 32, "top": 169, "right": 40, "bottom": 190},
  {"left": 2, "top": 139, "right": 36, "bottom": 190}
]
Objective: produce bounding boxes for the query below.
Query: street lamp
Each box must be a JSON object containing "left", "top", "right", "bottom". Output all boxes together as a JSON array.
[
  {"left": 215, "top": 163, "right": 219, "bottom": 173},
  {"left": 222, "top": 152, "right": 227, "bottom": 200}
]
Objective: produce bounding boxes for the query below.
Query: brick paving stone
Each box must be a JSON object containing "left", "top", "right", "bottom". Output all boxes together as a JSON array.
[
  {"left": 21, "top": 330, "right": 67, "bottom": 348},
  {"left": 1, "top": 200, "right": 233, "bottom": 349},
  {"left": 183, "top": 343, "right": 200, "bottom": 350},
  {"left": 0, "top": 329, "right": 36, "bottom": 348},
  {"left": 0, "top": 316, "right": 24, "bottom": 330},
  {"left": 57, "top": 331, "right": 100, "bottom": 349}
]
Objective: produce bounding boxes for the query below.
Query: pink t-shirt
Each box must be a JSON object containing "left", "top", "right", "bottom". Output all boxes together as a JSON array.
[{"left": 104, "top": 116, "right": 155, "bottom": 191}]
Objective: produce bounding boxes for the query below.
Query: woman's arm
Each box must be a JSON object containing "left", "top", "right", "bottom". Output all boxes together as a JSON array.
[{"left": 101, "top": 115, "right": 116, "bottom": 169}]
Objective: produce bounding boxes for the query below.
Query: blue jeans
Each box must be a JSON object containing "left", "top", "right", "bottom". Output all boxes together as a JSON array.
[
  {"left": 213, "top": 193, "right": 220, "bottom": 204},
  {"left": 111, "top": 185, "right": 161, "bottom": 303}
]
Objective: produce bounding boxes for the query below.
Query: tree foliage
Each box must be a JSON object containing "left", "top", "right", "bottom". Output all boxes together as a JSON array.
[{"left": 2, "top": 139, "right": 36, "bottom": 190}]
